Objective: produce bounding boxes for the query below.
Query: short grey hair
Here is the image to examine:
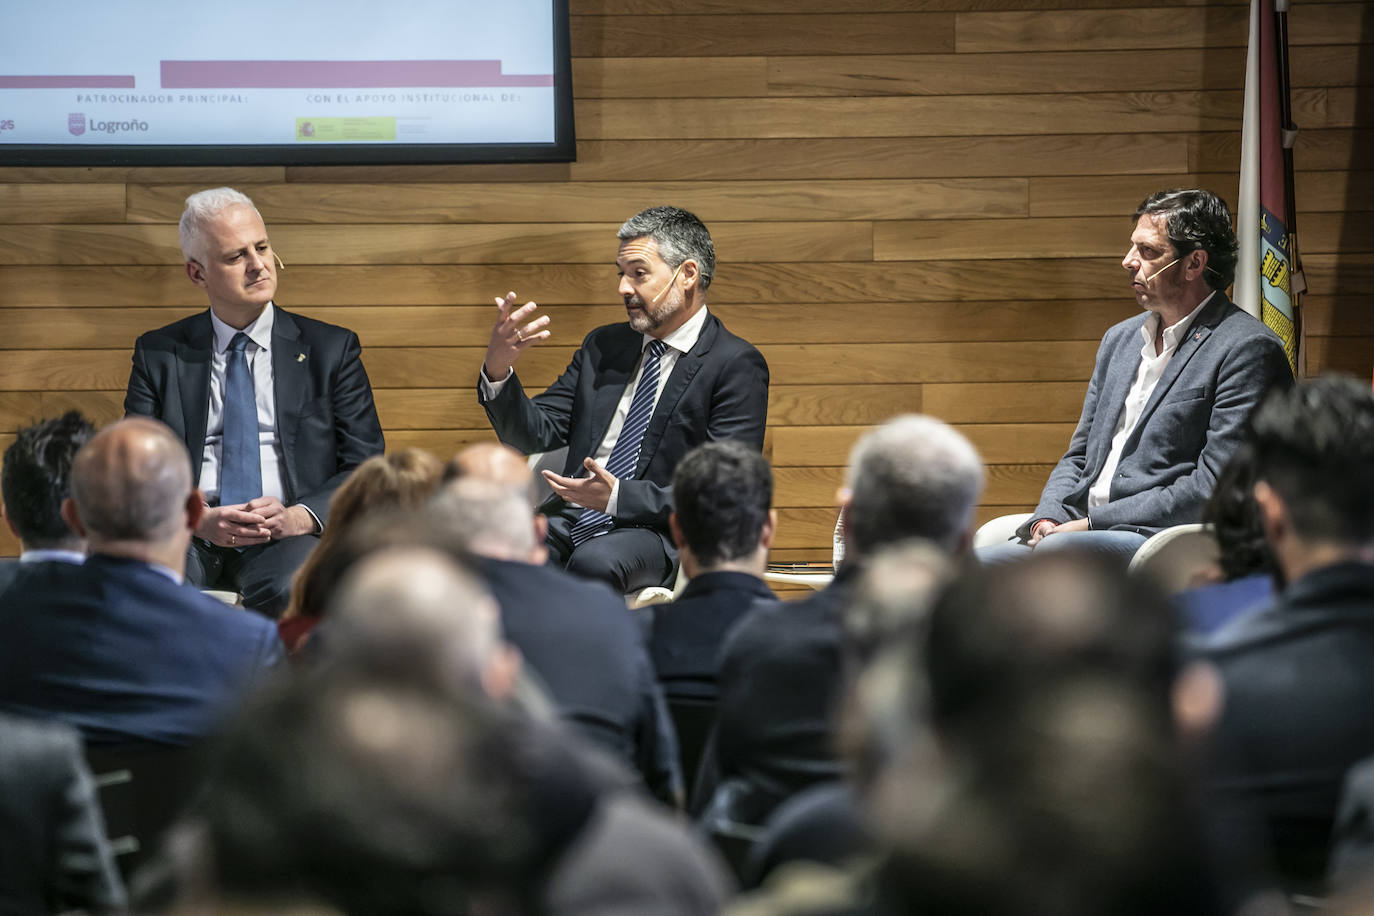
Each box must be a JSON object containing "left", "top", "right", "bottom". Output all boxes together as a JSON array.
[
  {"left": 328, "top": 547, "right": 502, "bottom": 687},
  {"left": 431, "top": 478, "right": 537, "bottom": 558},
  {"left": 179, "top": 187, "right": 259, "bottom": 263},
  {"left": 617, "top": 206, "right": 715, "bottom": 292},
  {"left": 845, "top": 415, "right": 985, "bottom": 557}
]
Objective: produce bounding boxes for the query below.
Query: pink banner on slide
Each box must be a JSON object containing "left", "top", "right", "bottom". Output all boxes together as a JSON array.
[
  {"left": 161, "top": 60, "right": 553, "bottom": 88},
  {"left": 0, "top": 75, "right": 135, "bottom": 88}
]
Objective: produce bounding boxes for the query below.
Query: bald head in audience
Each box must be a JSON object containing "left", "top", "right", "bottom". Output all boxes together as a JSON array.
[
  {"left": 441, "top": 443, "right": 548, "bottom": 562},
  {"left": 61, "top": 417, "right": 203, "bottom": 573},
  {"left": 325, "top": 547, "right": 520, "bottom": 702}
]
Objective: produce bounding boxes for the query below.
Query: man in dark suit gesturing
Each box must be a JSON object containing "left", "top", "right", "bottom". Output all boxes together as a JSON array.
[
  {"left": 478, "top": 206, "right": 769, "bottom": 592},
  {"left": 125, "top": 187, "right": 385, "bottom": 615},
  {"left": 979, "top": 188, "right": 1291, "bottom": 562}
]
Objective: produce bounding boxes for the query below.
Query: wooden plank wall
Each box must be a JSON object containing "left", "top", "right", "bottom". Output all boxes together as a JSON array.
[{"left": 1, "top": 0, "right": 1371, "bottom": 565}]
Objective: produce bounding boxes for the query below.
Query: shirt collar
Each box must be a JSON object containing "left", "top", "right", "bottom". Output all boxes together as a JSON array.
[
  {"left": 19, "top": 549, "right": 85, "bottom": 565},
  {"left": 1139, "top": 291, "right": 1214, "bottom": 351},
  {"left": 211, "top": 301, "right": 275, "bottom": 354},
  {"left": 646, "top": 304, "right": 709, "bottom": 355}
]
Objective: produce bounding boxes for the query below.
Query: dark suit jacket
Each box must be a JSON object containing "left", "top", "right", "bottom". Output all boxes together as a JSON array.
[
  {"left": 479, "top": 556, "right": 682, "bottom": 805},
  {"left": 1021, "top": 295, "right": 1290, "bottom": 538},
  {"left": 701, "top": 566, "right": 858, "bottom": 821},
  {"left": 124, "top": 305, "right": 385, "bottom": 524},
  {"left": 0, "top": 713, "right": 126, "bottom": 914},
  {"left": 646, "top": 570, "right": 781, "bottom": 702},
  {"left": 0, "top": 558, "right": 17, "bottom": 595},
  {"left": 0, "top": 555, "right": 284, "bottom": 746},
  {"left": 1198, "top": 561, "right": 1374, "bottom": 883},
  {"left": 479, "top": 313, "right": 769, "bottom": 534}
]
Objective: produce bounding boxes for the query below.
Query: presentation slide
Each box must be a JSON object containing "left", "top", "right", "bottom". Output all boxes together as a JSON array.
[{"left": 0, "top": 0, "right": 570, "bottom": 161}]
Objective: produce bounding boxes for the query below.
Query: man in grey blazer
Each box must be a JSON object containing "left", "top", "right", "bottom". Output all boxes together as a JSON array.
[{"left": 980, "top": 188, "right": 1291, "bottom": 562}]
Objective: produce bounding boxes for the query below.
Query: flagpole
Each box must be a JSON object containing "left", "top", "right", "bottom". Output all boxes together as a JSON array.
[{"left": 1273, "top": 0, "right": 1306, "bottom": 375}]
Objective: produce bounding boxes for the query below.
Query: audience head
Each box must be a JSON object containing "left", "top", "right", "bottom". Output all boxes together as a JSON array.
[
  {"left": 843, "top": 414, "right": 984, "bottom": 560},
  {"left": 1201, "top": 442, "right": 1276, "bottom": 583},
  {"left": 323, "top": 547, "right": 518, "bottom": 702},
  {"left": 432, "top": 478, "right": 540, "bottom": 562},
  {"left": 1, "top": 411, "right": 96, "bottom": 551},
  {"left": 850, "top": 553, "right": 1226, "bottom": 916},
  {"left": 285, "top": 449, "right": 443, "bottom": 620},
  {"left": 1133, "top": 188, "right": 1238, "bottom": 292},
  {"left": 1248, "top": 375, "right": 1374, "bottom": 575},
  {"left": 64, "top": 417, "right": 199, "bottom": 555},
  {"left": 177, "top": 186, "right": 261, "bottom": 264},
  {"left": 842, "top": 539, "right": 955, "bottom": 673},
  {"left": 200, "top": 669, "right": 556, "bottom": 915},
  {"left": 669, "top": 440, "right": 774, "bottom": 575},
  {"left": 441, "top": 441, "right": 538, "bottom": 505},
  {"left": 617, "top": 205, "right": 715, "bottom": 293}
]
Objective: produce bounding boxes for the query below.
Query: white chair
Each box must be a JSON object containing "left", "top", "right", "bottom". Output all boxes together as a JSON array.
[
  {"left": 763, "top": 514, "right": 841, "bottom": 593},
  {"left": 201, "top": 589, "right": 241, "bottom": 606},
  {"left": 972, "top": 512, "right": 1034, "bottom": 549},
  {"left": 1127, "top": 523, "right": 1220, "bottom": 594}
]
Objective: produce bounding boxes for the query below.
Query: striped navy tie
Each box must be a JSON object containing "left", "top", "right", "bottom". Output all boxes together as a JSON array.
[{"left": 569, "top": 339, "right": 669, "bottom": 545}]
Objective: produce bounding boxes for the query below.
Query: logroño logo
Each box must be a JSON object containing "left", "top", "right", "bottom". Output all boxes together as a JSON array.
[{"left": 68, "top": 113, "right": 85, "bottom": 136}]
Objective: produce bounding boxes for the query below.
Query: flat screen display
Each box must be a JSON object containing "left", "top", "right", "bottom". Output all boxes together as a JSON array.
[{"left": 0, "top": 0, "right": 574, "bottom": 165}]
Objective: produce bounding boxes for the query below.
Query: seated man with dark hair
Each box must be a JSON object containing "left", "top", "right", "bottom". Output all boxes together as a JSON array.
[
  {"left": 478, "top": 205, "right": 769, "bottom": 594},
  {"left": 645, "top": 440, "right": 780, "bottom": 703},
  {"left": 0, "top": 411, "right": 97, "bottom": 591},
  {"left": 1198, "top": 375, "right": 1374, "bottom": 887},
  {"left": 980, "top": 188, "right": 1291, "bottom": 562}
]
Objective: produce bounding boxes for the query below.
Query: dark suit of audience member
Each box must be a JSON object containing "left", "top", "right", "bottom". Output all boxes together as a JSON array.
[
  {"left": 481, "top": 555, "right": 681, "bottom": 804},
  {"left": 1202, "top": 561, "right": 1374, "bottom": 883},
  {"left": 0, "top": 712, "right": 126, "bottom": 914},
  {"left": 435, "top": 447, "right": 682, "bottom": 805},
  {"left": 0, "top": 418, "right": 283, "bottom": 747},
  {"left": 478, "top": 207, "right": 768, "bottom": 594},
  {"left": 1197, "top": 376, "right": 1374, "bottom": 887},
  {"left": 647, "top": 441, "right": 782, "bottom": 703},
  {"left": 124, "top": 188, "right": 384, "bottom": 617},
  {"left": 705, "top": 416, "right": 986, "bottom": 824},
  {"left": 0, "top": 555, "right": 282, "bottom": 746},
  {"left": 648, "top": 571, "right": 779, "bottom": 702},
  {"left": 0, "top": 559, "right": 18, "bottom": 594}
]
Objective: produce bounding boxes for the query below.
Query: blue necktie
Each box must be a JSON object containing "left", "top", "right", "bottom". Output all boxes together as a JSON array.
[
  {"left": 569, "top": 339, "right": 669, "bottom": 545},
  {"left": 220, "top": 332, "right": 262, "bottom": 507}
]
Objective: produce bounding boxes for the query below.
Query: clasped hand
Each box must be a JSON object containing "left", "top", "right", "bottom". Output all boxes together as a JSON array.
[{"left": 197, "top": 496, "right": 315, "bottom": 547}]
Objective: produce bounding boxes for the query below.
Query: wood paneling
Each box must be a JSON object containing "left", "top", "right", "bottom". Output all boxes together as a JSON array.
[{"left": 1, "top": 2, "right": 1370, "bottom": 565}]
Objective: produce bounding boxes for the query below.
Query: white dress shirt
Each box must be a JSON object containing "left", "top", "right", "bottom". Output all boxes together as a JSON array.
[
  {"left": 482, "top": 305, "right": 710, "bottom": 513},
  {"left": 1087, "top": 293, "right": 1214, "bottom": 510},
  {"left": 19, "top": 549, "right": 84, "bottom": 565},
  {"left": 202, "top": 303, "right": 287, "bottom": 508}
]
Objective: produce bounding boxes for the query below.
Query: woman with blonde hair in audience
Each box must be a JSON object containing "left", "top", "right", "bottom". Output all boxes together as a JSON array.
[{"left": 277, "top": 449, "right": 443, "bottom": 656}]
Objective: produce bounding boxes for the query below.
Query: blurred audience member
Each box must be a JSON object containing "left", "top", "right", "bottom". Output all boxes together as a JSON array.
[
  {"left": 0, "top": 410, "right": 96, "bottom": 591},
  {"left": 0, "top": 418, "right": 282, "bottom": 745},
  {"left": 1199, "top": 375, "right": 1374, "bottom": 888},
  {"left": 160, "top": 552, "right": 730, "bottom": 916},
  {"left": 734, "top": 553, "right": 1257, "bottom": 916},
  {"left": 1174, "top": 443, "right": 1277, "bottom": 635},
  {"left": 646, "top": 440, "right": 779, "bottom": 703},
  {"left": 702, "top": 415, "right": 983, "bottom": 824},
  {"left": 277, "top": 448, "right": 443, "bottom": 655},
  {"left": 0, "top": 712, "right": 126, "bottom": 914},
  {"left": 437, "top": 443, "right": 682, "bottom": 807},
  {"left": 741, "top": 541, "right": 955, "bottom": 888}
]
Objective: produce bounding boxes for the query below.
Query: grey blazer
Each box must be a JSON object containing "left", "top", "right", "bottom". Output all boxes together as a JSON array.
[{"left": 1020, "top": 294, "right": 1291, "bottom": 538}]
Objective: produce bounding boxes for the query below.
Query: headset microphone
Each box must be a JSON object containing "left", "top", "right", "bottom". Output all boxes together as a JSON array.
[
  {"left": 647, "top": 263, "right": 685, "bottom": 304},
  {"left": 1142, "top": 256, "right": 1181, "bottom": 285}
]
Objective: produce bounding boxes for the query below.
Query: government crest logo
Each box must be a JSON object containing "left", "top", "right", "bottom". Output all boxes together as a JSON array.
[{"left": 68, "top": 113, "right": 85, "bottom": 136}]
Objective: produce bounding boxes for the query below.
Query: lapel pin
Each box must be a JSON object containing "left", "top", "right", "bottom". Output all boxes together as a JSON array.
[
  {"left": 297, "top": 353, "right": 306, "bottom": 362},
  {"left": 1194, "top": 332, "right": 1201, "bottom": 341}
]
